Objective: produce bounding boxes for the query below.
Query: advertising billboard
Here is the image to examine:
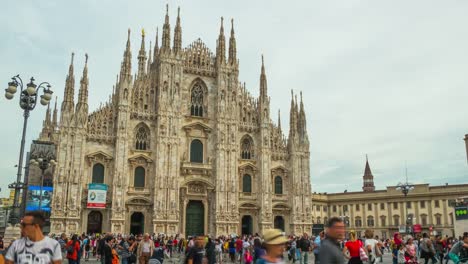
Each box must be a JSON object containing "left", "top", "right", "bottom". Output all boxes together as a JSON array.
[
  {"left": 87, "top": 183, "right": 108, "bottom": 209},
  {"left": 26, "top": 186, "right": 53, "bottom": 212}
]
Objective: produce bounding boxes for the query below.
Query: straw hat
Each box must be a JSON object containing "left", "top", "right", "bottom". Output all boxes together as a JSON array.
[{"left": 263, "top": 229, "right": 288, "bottom": 245}]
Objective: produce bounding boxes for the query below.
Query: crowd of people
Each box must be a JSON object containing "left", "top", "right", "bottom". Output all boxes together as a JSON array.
[{"left": 1, "top": 211, "right": 467, "bottom": 264}]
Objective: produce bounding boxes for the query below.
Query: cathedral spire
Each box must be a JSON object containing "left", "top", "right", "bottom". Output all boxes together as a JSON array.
[
  {"left": 153, "top": 27, "right": 159, "bottom": 61},
  {"left": 259, "top": 55, "right": 267, "bottom": 101},
  {"left": 228, "top": 18, "right": 237, "bottom": 65},
  {"left": 289, "top": 90, "right": 298, "bottom": 137},
  {"left": 298, "top": 91, "right": 306, "bottom": 137},
  {"left": 61, "top": 52, "right": 75, "bottom": 115},
  {"left": 173, "top": 7, "right": 182, "bottom": 54},
  {"left": 362, "top": 155, "right": 375, "bottom": 192},
  {"left": 216, "top": 17, "right": 226, "bottom": 65},
  {"left": 137, "top": 29, "right": 147, "bottom": 77},
  {"left": 278, "top": 109, "right": 282, "bottom": 132},
  {"left": 76, "top": 54, "right": 89, "bottom": 110},
  {"left": 161, "top": 4, "right": 171, "bottom": 53},
  {"left": 147, "top": 41, "right": 152, "bottom": 72},
  {"left": 52, "top": 96, "right": 58, "bottom": 128},
  {"left": 44, "top": 101, "right": 51, "bottom": 126},
  {"left": 120, "top": 29, "right": 132, "bottom": 81}
]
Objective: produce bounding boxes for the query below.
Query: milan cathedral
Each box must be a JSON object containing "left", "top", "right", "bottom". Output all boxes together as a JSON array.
[{"left": 42, "top": 6, "right": 312, "bottom": 236}]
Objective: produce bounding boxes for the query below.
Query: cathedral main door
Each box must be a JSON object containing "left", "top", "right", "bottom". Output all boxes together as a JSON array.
[
  {"left": 274, "top": 216, "right": 285, "bottom": 231},
  {"left": 87, "top": 211, "right": 103, "bottom": 234},
  {"left": 241, "top": 215, "right": 253, "bottom": 235},
  {"left": 130, "top": 212, "right": 144, "bottom": 235},
  {"left": 185, "top": 200, "right": 204, "bottom": 236}
]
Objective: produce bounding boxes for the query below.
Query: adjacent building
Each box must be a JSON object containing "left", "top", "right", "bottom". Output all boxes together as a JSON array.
[{"left": 312, "top": 158, "right": 468, "bottom": 238}]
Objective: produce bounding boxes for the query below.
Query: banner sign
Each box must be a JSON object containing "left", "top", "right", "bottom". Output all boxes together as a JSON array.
[
  {"left": 26, "top": 186, "right": 53, "bottom": 212},
  {"left": 455, "top": 206, "right": 468, "bottom": 220},
  {"left": 87, "top": 183, "right": 108, "bottom": 209}
]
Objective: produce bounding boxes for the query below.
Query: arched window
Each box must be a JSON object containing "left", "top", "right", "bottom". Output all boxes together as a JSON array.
[
  {"left": 92, "top": 163, "right": 105, "bottom": 184},
  {"left": 274, "top": 176, "right": 283, "bottom": 194},
  {"left": 242, "top": 174, "right": 252, "bottom": 193},
  {"left": 134, "top": 167, "right": 145, "bottom": 188},
  {"left": 316, "top": 217, "right": 321, "bottom": 224},
  {"left": 421, "top": 214, "right": 428, "bottom": 226},
  {"left": 241, "top": 136, "right": 254, "bottom": 159},
  {"left": 355, "top": 217, "right": 362, "bottom": 227},
  {"left": 367, "top": 216, "right": 375, "bottom": 227},
  {"left": 190, "top": 139, "right": 203, "bottom": 163},
  {"left": 380, "top": 216, "right": 386, "bottom": 227},
  {"left": 190, "top": 83, "right": 204, "bottom": 117},
  {"left": 135, "top": 125, "right": 150, "bottom": 150},
  {"left": 393, "top": 215, "right": 400, "bottom": 226}
]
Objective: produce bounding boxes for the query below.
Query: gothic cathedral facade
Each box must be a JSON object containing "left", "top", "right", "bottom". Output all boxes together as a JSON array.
[{"left": 48, "top": 7, "right": 312, "bottom": 236}]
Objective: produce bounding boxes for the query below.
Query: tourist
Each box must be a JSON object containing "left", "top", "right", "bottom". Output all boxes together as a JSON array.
[
  {"left": 343, "top": 230, "right": 364, "bottom": 264},
  {"left": 187, "top": 236, "right": 207, "bottom": 264},
  {"left": 405, "top": 237, "right": 417, "bottom": 263},
  {"left": 391, "top": 232, "right": 402, "bottom": 264},
  {"left": 215, "top": 239, "right": 224, "bottom": 264},
  {"left": 448, "top": 232, "right": 468, "bottom": 264},
  {"left": 364, "top": 229, "right": 381, "bottom": 263},
  {"left": 5, "top": 211, "right": 62, "bottom": 264},
  {"left": 435, "top": 235, "right": 446, "bottom": 263},
  {"left": 397, "top": 244, "right": 406, "bottom": 264},
  {"left": 137, "top": 233, "right": 155, "bottom": 264},
  {"left": 313, "top": 231, "right": 324, "bottom": 264},
  {"left": 83, "top": 235, "right": 91, "bottom": 261},
  {"left": 102, "top": 236, "right": 114, "bottom": 264},
  {"left": 298, "top": 233, "right": 311, "bottom": 264},
  {"left": 255, "top": 229, "right": 288, "bottom": 264},
  {"left": 66, "top": 234, "right": 81, "bottom": 264},
  {"left": 420, "top": 233, "right": 437, "bottom": 264},
  {"left": 206, "top": 237, "right": 216, "bottom": 264},
  {"left": 229, "top": 237, "right": 237, "bottom": 262},
  {"left": 253, "top": 237, "right": 265, "bottom": 263},
  {"left": 319, "top": 217, "right": 345, "bottom": 264},
  {"left": 118, "top": 236, "right": 132, "bottom": 264}
]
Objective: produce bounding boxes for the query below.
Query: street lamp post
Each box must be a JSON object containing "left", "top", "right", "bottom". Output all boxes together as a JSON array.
[
  {"left": 4, "top": 75, "right": 53, "bottom": 224},
  {"left": 29, "top": 158, "right": 56, "bottom": 210},
  {"left": 396, "top": 178, "right": 414, "bottom": 235}
]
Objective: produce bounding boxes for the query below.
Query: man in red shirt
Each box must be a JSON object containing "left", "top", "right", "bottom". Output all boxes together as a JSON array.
[{"left": 236, "top": 237, "right": 243, "bottom": 262}]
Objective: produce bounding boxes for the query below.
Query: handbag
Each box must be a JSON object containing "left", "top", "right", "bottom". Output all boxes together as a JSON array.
[{"left": 360, "top": 247, "right": 369, "bottom": 261}]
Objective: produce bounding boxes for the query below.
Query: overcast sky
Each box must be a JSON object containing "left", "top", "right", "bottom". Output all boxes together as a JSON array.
[{"left": 1, "top": 0, "right": 468, "bottom": 198}]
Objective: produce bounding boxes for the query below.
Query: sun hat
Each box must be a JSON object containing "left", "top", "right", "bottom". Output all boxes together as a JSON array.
[{"left": 263, "top": 229, "right": 288, "bottom": 245}]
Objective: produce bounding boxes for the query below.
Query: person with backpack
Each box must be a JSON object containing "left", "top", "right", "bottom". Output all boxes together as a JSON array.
[
  {"left": 420, "top": 233, "right": 437, "bottom": 264},
  {"left": 66, "top": 234, "right": 81, "bottom": 264},
  {"left": 83, "top": 235, "right": 91, "bottom": 261},
  {"left": 448, "top": 233, "right": 468, "bottom": 264}
]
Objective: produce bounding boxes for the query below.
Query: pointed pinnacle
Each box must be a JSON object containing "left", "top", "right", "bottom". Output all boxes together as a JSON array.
[
  {"left": 220, "top": 17, "right": 224, "bottom": 34},
  {"left": 231, "top": 18, "right": 235, "bottom": 35},
  {"left": 71, "top": 52, "right": 75, "bottom": 65},
  {"left": 85, "top": 53, "right": 89, "bottom": 64}
]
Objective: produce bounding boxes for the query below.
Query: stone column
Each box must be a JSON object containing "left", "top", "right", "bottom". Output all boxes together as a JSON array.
[{"left": 428, "top": 200, "right": 433, "bottom": 225}]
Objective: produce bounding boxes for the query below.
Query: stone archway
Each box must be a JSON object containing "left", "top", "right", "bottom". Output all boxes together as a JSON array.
[
  {"left": 274, "top": 216, "right": 285, "bottom": 231},
  {"left": 241, "top": 215, "right": 253, "bottom": 235},
  {"left": 130, "top": 212, "right": 144, "bottom": 235},
  {"left": 87, "top": 211, "right": 103, "bottom": 234}
]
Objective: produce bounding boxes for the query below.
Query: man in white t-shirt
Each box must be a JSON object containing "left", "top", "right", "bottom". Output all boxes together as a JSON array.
[
  {"left": 364, "top": 230, "right": 381, "bottom": 264},
  {"left": 5, "top": 211, "right": 62, "bottom": 264}
]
